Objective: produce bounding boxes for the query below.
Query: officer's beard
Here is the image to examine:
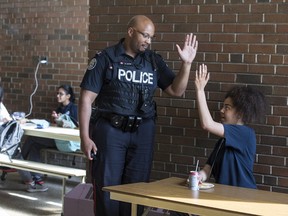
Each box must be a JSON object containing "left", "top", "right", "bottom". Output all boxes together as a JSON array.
[
  {"left": 139, "top": 43, "right": 149, "bottom": 52},
  {"left": 137, "top": 48, "right": 146, "bottom": 53}
]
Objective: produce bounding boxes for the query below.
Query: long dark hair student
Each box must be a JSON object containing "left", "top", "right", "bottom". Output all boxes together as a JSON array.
[
  {"left": 54, "top": 84, "right": 78, "bottom": 122},
  {"left": 18, "top": 84, "right": 79, "bottom": 193},
  {"left": 58, "top": 84, "right": 76, "bottom": 103}
]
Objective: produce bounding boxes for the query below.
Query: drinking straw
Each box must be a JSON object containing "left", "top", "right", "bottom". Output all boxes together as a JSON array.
[{"left": 195, "top": 159, "right": 199, "bottom": 172}]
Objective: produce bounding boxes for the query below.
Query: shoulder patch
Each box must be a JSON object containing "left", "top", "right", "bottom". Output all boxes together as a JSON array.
[{"left": 87, "top": 58, "right": 97, "bottom": 70}]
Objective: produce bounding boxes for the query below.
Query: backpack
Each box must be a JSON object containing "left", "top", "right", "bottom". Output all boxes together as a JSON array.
[
  {"left": 54, "top": 114, "right": 80, "bottom": 152},
  {"left": 0, "top": 120, "right": 24, "bottom": 160}
]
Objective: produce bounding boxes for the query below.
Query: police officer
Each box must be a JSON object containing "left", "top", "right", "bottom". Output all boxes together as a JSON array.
[{"left": 79, "top": 15, "right": 198, "bottom": 216}]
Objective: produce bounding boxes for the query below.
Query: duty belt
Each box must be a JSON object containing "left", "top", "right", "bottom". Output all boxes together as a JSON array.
[{"left": 100, "top": 113, "right": 142, "bottom": 133}]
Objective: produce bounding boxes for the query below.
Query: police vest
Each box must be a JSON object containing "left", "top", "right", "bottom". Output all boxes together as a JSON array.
[{"left": 95, "top": 47, "right": 159, "bottom": 118}]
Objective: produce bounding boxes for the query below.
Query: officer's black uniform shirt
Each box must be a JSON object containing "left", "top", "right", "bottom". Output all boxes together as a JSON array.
[
  {"left": 81, "top": 38, "right": 175, "bottom": 95},
  {"left": 80, "top": 39, "right": 175, "bottom": 116}
]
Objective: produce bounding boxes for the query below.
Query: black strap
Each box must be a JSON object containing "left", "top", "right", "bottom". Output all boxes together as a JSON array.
[{"left": 208, "top": 138, "right": 225, "bottom": 181}]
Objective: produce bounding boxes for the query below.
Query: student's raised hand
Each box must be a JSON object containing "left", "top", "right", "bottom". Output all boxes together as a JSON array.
[
  {"left": 176, "top": 33, "right": 198, "bottom": 64},
  {"left": 195, "top": 63, "right": 210, "bottom": 91}
]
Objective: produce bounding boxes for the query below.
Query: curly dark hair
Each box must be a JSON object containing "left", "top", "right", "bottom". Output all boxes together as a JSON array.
[
  {"left": 225, "top": 86, "right": 267, "bottom": 124},
  {"left": 58, "top": 84, "right": 76, "bottom": 103}
]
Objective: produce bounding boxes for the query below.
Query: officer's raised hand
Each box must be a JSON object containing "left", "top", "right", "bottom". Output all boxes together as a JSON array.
[
  {"left": 176, "top": 33, "right": 198, "bottom": 64},
  {"left": 165, "top": 33, "right": 198, "bottom": 97}
]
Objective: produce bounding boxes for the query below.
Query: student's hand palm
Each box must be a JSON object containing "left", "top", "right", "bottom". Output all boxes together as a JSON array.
[{"left": 195, "top": 64, "right": 210, "bottom": 90}]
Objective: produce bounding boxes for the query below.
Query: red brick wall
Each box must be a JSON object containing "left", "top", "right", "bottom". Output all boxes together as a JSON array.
[
  {"left": 0, "top": 0, "right": 89, "bottom": 119},
  {"left": 89, "top": 1, "right": 288, "bottom": 193},
  {"left": 1, "top": 1, "right": 287, "bottom": 193}
]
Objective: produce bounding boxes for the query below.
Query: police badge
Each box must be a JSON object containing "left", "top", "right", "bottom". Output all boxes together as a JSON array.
[{"left": 87, "top": 58, "right": 97, "bottom": 70}]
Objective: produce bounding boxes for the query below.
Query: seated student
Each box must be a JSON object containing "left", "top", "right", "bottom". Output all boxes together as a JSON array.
[
  {"left": 0, "top": 86, "right": 33, "bottom": 189},
  {"left": 0, "top": 86, "right": 12, "bottom": 124},
  {"left": 170, "top": 64, "right": 267, "bottom": 216},
  {"left": 19, "top": 84, "right": 78, "bottom": 192}
]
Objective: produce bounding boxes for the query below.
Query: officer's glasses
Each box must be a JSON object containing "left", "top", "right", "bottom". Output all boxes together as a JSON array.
[{"left": 133, "top": 28, "right": 155, "bottom": 41}]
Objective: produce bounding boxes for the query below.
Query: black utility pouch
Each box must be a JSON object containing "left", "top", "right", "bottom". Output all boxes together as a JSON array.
[
  {"left": 122, "top": 116, "right": 135, "bottom": 132},
  {"left": 110, "top": 115, "right": 124, "bottom": 128},
  {"left": 131, "top": 116, "right": 142, "bottom": 132}
]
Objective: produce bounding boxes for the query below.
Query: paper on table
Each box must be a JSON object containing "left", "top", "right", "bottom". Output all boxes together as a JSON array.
[
  {"left": 199, "top": 182, "right": 214, "bottom": 190},
  {"left": 28, "top": 119, "right": 50, "bottom": 129}
]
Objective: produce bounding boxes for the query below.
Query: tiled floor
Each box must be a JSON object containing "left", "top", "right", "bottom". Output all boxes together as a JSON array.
[
  {"left": 0, "top": 172, "right": 170, "bottom": 216},
  {"left": 0, "top": 171, "right": 79, "bottom": 216}
]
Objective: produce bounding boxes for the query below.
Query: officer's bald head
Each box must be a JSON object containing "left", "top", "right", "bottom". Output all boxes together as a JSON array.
[
  {"left": 124, "top": 15, "right": 155, "bottom": 56},
  {"left": 127, "top": 15, "right": 155, "bottom": 31}
]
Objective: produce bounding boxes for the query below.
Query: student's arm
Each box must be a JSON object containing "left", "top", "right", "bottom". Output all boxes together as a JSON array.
[
  {"left": 0, "top": 102, "right": 12, "bottom": 122},
  {"left": 195, "top": 64, "right": 224, "bottom": 137}
]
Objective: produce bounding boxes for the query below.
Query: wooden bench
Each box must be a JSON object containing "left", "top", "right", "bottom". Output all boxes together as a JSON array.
[
  {"left": 42, "top": 148, "right": 86, "bottom": 165},
  {"left": 41, "top": 148, "right": 91, "bottom": 182},
  {"left": 0, "top": 153, "right": 86, "bottom": 210}
]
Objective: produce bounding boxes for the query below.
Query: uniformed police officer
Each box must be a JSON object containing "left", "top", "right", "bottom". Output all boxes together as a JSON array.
[{"left": 79, "top": 15, "right": 198, "bottom": 216}]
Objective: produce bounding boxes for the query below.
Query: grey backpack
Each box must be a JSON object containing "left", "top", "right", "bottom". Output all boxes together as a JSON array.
[{"left": 0, "top": 120, "right": 24, "bottom": 159}]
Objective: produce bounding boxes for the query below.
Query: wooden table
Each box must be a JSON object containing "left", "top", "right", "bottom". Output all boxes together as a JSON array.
[
  {"left": 19, "top": 123, "right": 85, "bottom": 193},
  {"left": 21, "top": 123, "right": 80, "bottom": 142},
  {"left": 103, "top": 177, "right": 288, "bottom": 216}
]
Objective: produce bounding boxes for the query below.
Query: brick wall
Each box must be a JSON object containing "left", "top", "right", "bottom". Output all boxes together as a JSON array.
[
  {"left": 1, "top": 1, "right": 287, "bottom": 193},
  {"left": 89, "top": 1, "right": 288, "bottom": 193},
  {"left": 0, "top": 0, "right": 89, "bottom": 120}
]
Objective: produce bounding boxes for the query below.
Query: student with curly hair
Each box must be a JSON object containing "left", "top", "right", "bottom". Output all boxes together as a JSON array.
[{"left": 170, "top": 64, "right": 267, "bottom": 216}]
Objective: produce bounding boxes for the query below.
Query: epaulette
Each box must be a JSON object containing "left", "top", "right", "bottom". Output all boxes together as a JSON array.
[
  {"left": 87, "top": 51, "right": 105, "bottom": 71},
  {"left": 95, "top": 51, "right": 103, "bottom": 56}
]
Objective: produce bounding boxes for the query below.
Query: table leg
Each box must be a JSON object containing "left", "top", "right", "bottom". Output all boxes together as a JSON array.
[
  {"left": 131, "top": 203, "right": 137, "bottom": 216},
  {"left": 61, "top": 178, "right": 66, "bottom": 214},
  {"left": 62, "top": 178, "right": 66, "bottom": 196}
]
